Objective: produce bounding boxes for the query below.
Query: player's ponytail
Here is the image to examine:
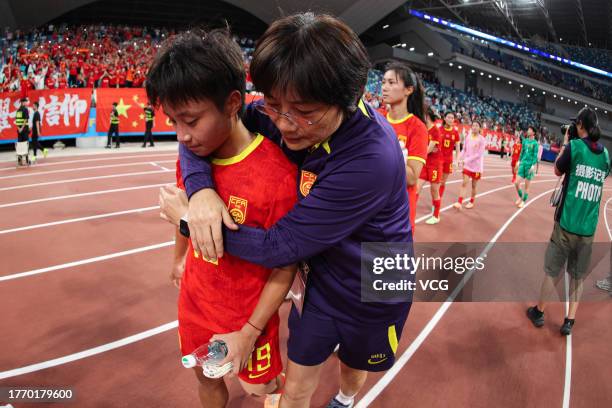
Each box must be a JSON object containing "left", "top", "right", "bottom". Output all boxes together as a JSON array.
[{"left": 385, "top": 62, "right": 426, "bottom": 124}]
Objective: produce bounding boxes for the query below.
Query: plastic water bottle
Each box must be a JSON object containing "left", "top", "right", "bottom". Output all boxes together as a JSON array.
[{"left": 181, "top": 341, "right": 228, "bottom": 369}]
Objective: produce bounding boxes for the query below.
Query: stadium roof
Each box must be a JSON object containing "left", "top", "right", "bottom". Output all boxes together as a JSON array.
[
  {"left": 0, "top": 0, "right": 406, "bottom": 36},
  {"left": 379, "top": 0, "right": 612, "bottom": 50}
]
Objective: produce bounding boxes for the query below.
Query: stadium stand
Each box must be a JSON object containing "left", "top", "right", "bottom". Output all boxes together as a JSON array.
[{"left": 0, "top": 24, "right": 256, "bottom": 94}]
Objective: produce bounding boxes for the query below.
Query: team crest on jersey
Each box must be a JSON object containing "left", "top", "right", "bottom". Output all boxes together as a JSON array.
[
  {"left": 397, "top": 135, "right": 407, "bottom": 148},
  {"left": 300, "top": 170, "right": 318, "bottom": 197},
  {"left": 228, "top": 195, "right": 248, "bottom": 224}
]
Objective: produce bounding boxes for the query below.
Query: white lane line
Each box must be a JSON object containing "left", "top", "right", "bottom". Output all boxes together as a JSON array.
[
  {"left": 416, "top": 179, "right": 556, "bottom": 223},
  {"left": 0, "top": 241, "right": 174, "bottom": 282},
  {"left": 150, "top": 162, "right": 171, "bottom": 172},
  {"left": 560, "top": 192, "right": 612, "bottom": 407},
  {"left": 356, "top": 187, "right": 556, "bottom": 408},
  {"left": 0, "top": 152, "right": 176, "bottom": 171},
  {"left": 0, "top": 175, "right": 548, "bottom": 379},
  {"left": 0, "top": 206, "right": 159, "bottom": 235},
  {"left": 0, "top": 183, "right": 168, "bottom": 209},
  {"left": 604, "top": 197, "right": 612, "bottom": 241},
  {"left": 562, "top": 272, "right": 572, "bottom": 408},
  {"left": 0, "top": 160, "right": 176, "bottom": 180},
  {"left": 0, "top": 169, "right": 170, "bottom": 192},
  {"left": 0, "top": 321, "right": 178, "bottom": 380}
]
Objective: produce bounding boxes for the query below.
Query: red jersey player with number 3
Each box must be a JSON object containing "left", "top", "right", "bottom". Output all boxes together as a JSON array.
[
  {"left": 438, "top": 111, "right": 461, "bottom": 201},
  {"left": 416, "top": 107, "right": 444, "bottom": 224},
  {"left": 382, "top": 62, "right": 428, "bottom": 234}
]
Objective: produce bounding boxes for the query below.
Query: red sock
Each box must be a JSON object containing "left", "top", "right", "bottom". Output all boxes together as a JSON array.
[
  {"left": 470, "top": 197, "right": 475, "bottom": 204},
  {"left": 458, "top": 197, "right": 463, "bottom": 204},
  {"left": 433, "top": 199, "right": 441, "bottom": 218},
  {"left": 440, "top": 184, "right": 446, "bottom": 199}
]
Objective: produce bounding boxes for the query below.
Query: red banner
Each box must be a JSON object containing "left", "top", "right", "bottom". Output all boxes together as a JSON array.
[
  {"left": 96, "top": 88, "right": 173, "bottom": 133},
  {"left": 0, "top": 88, "right": 91, "bottom": 141},
  {"left": 96, "top": 89, "right": 263, "bottom": 133}
]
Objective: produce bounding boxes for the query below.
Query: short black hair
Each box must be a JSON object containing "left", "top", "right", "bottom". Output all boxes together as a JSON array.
[
  {"left": 112, "top": 102, "right": 117, "bottom": 106},
  {"left": 33, "top": 102, "right": 39, "bottom": 108},
  {"left": 444, "top": 111, "right": 455, "bottom": 118},
  {"left": 527, "top": 125, "right": 537, "bottom": 133},
  {"left": 146, "top": 28, "right": 245, "bottom": 112},
  {"left": 250, "top": 12, "right": 370, "bottom": 114}
]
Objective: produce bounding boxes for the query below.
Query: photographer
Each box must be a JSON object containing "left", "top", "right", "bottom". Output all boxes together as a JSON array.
[{"left": 527, "top": 107, "right": 610, "bottom": 335}]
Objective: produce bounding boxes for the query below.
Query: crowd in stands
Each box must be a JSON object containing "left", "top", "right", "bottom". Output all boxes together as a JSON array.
[
  {"left": 441, "top": 32, "right": 612, "bottom": 104},
  {"left": 0, "top": 24, "right": 256, "bottom": 95},
  {"left": 364, "top": 68, "right": 540, "bottom": 133},
  {"left": 425, "top": 80, "right": 538, "bottom": 133}
]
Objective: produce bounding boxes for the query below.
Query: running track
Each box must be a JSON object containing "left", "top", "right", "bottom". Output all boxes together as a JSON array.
[{"left": 0, "top": 150, "right": 610, "bottom": 407}]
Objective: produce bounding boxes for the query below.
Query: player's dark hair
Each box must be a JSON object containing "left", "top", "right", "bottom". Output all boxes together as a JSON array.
[
  {"left": 575, "top": 107, "right": 601, "bottom": 142},
  {"left": 250, "top": 12, "right": 370, "bottom": 115},
  {"left": 527, "top": 125, "right": 537, "bottom": 134},
  {"left": 33, "top": 102, "right": 39, "bottom": 108},
  {"left": 146, "top": 28, "right": 245, "bottom": 112},
  {"left": 426, "top": 106, "right": 438, "bottom": 122},
  {"left": 384, "top": 61, "right": 425, "bottom": 124},
  {"left": 472, "top": 120, "right": 481, "bottom": 128},
  {"left": 444, "top": 111, "right": 454, "bottom": 119}
]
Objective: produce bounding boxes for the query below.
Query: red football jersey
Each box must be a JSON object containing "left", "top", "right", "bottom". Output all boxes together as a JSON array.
[
  {"left": 426, "top": 125, "right": 442, "bottom": 166},
  {"left": 176, "top": 134, "right": 297, "bottom": 334},
  {"left": 387, "top": 113, "right": 428, "bottom": 233},
  {"left": 512, "top": 142, "right": 522, "bottom": 160},
  {"left": 387, "top": 113, "right": 428, "bottom": 166},
  {"left": 439, "top": 125, "right": 460, "bottom": 162}
]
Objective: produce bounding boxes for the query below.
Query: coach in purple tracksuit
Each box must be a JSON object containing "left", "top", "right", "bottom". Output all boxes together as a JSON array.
[{"left": 162, "top": 13, "right": 413, "bottom": 408}]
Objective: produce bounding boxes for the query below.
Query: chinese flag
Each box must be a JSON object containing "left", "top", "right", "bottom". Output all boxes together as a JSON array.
[
  {"left": 96, "top": 88, "right": 173, "bottom": 133},
  {"left": 95, "top": 89, "right": 262, "bottom": 133}
]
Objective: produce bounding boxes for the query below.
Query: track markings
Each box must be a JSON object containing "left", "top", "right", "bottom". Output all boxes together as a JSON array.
[
  {"left": 0, "top": 160, "right": 175, "bottom": 180},
  {"left": 0, "top": 183, "right": 168, "bottom": 209},
  {"left": 0, "top": 241, "right": 174, "bottom": 282},
  {"left": 0, "top": 206, "right": 159, "bottom": 235},
  {"left": 0, "top": 152, "right": 176, "bottom": 171},
  {"left": 0, "top": 170, "right": 170, "bottom": 192},
  {"left": 0, "top": 322, "right": 178, "bottom": 380},
  {"left": 356, "top": 186, "right": 557, "bottom": 407}
]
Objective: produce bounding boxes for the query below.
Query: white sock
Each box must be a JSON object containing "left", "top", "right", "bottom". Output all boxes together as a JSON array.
[{"left": 335, "top": 390, "right": 355, "bottom": 406}]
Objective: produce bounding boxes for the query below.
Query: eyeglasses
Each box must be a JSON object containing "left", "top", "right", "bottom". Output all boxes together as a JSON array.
[{"left": 255, "top": 103, "right": 330, "bottom": 128}]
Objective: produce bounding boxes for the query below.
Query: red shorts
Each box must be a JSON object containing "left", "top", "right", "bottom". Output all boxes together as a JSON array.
[
  {"left": 178, "top": 286, "right": 282, "bottom": 384},
  {"left": 462, "top": 169, "right": 482, "bottom": 180},
  {"left": 442, "top": 160, "right": 453, "bottom": 174},
  {"left": 420, "top": 162, "right": 443, "bottom": 183},
  {"left": 511, "top": 158, "right": 519, "bottom": 171}
]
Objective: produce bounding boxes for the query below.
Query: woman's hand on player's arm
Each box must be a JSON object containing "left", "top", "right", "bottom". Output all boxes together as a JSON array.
[{"left": 187, "top": 189, "right": 239, "bottom": 262}]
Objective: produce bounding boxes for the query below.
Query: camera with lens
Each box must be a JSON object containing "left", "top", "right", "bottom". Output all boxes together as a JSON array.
[{"left": 560, "top": 121, "right": 579, "bottom": 141}]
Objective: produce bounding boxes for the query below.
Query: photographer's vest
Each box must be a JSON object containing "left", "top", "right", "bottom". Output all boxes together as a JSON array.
[{"left": 560, "top": 139, "right": 610, "bottom": 236}]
